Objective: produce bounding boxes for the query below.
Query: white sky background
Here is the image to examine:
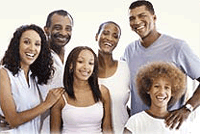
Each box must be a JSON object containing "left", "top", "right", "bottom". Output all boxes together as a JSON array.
[{"left": 0, "top": 0, "right": 200, "bottom": 60}]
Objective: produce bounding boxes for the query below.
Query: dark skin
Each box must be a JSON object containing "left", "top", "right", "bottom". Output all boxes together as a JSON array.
[
  {"left": 96, "top": 23, "right": 120, "bottom": 79},
  {"left": 98, "top": 50, "right": 118, "bottom": 78},
  {"left": 97, "top": 22, "right": 131, "bottom": 119},
  {"left": 165, "top": 78, "right": 200, "bottom": 129},
  {"left": 44, "top": 13, "right": 73, "bottom": 64},
  {"left": 50, "top": 42, "right": 65, "bottom": 63},
  {"left": 129, "top": 5, "right": 200, "bottom": 130}
]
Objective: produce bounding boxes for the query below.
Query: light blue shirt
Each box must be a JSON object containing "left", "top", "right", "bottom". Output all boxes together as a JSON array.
[{"left": 121, "top": 34, "right": 200, "bottom": 115}]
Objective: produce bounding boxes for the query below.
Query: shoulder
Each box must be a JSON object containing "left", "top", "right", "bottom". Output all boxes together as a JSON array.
[
  {"left": 162, "top": 34, "right": 188, "bottom": 48},
  {"left": 99, "top": 85, "right": 110, "bottom": 102},
  {"left": 100, "top": 85, "right": 110, "bottom": 96},
  {"left": 125, "top": 41, "right": 139, "bottom": 50},
  {"left": 123, "top": 40, "right": 140, "bottom": 56},
  {"left": 119, "top": 60, "right": 127, "bottom": 65},
  {"left": 125, "top": 111, "right": 150, "bottom": 133},
  {"left": 122, "top": 40, "right": 140, "bottom": 60},
  {"left": 119, "top": 60, "right": 129, "bottom": 69},
  {"left": 118, "top": 60, "right": 130, "bottom": 77},
  {"left": 0, "top": 67, "right": 9, "bottom": 79},
  {"left": 125, "top": 112, "right": 144, "bottom": 131},
  {"left": 129, "top": 111, "right": 146, "bottom": 121},
  {"left": 52, "top": 92, "right": 66, "bottom": 110},
  {"left": 0, "top": 67, "right": 11, "bottom": 94}
]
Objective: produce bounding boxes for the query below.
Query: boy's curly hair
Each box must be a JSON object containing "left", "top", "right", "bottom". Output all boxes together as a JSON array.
[{"left": 136, "top": 62, "right": 186, "bottom": 108}]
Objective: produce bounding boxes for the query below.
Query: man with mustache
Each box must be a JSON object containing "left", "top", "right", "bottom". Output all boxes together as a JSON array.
[
  {"left": 39, "top": 9, "right": 74, "bottom": 134},
  {"left": 121, "top": 0, "right": 200, "bottom": 130}
]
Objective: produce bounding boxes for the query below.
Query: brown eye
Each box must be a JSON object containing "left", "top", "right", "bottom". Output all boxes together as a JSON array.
[
  {"left": 129, "top": 16, "right": 135, "bottom": 21},
  {"left": 89, "top": 62, "right": 94, "bottom": 65},
  {"left": 154, "top": 85, "right": 159, "bottom": 88},
  {"left": 53, "top": 25, "right": 62, "bottom": 30},
  {"left": 66, "top": 26, "right": 72, "bottom": 32},
  {"left": 165, "top": 86, "right": 170, "bottom": 90},
  {"left": 139, "top": 14, "right": 147, "bottom": 18},
  {"left": 24, "top": 39, "right": 30, "bottom": 45},
  {"left": 77, "top": 60, "right": 83, "bottom": 63},
  {"left": 103, "top": 31, "right": 109, "bottom": 35},
  {"left": 113, "top": 34, "right": 119, "bottom": 39},
  {"left": 35, "top": 43, "right": 41, "bottom": 46}
]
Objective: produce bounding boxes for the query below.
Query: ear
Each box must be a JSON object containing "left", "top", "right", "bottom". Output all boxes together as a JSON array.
[
  {"left": 44, "top": 26, "right": 50, "bottom": 36},
  {"left": 153, "top": 15, "right": 157, "bottom": 21},
  {"left": 95, "top": 33, "right": 98, "bottom": 41}
]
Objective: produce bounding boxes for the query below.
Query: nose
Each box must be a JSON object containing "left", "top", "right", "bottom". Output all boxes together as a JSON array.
[
  {"left": 60, "top": 29, "right": 69, "bottom": 36},
  {"left": 107, "top": 34, "right": 112, "bottom": 40},
  {"left": 130, "top": 16, "right": 141, "bottom": 25},
  {"left": 83, "top": 62, "right": 90, "bottom": 70},
  {"left": 29, "top": 43, "right": 35, "bottom": 51},
  {"left": 159, "top": 86, "right": 166, "bottom": 93},
  {"left": 105, "top": 34, "right": 113, "bottom": 41},
  {"left": 134, "top": 17, "right": 141, "bottom": 25}
]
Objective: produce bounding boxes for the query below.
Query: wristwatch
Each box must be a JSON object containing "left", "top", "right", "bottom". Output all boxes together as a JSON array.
[{"left": 184, "top": 104, "right": 194, "bottom": 112}]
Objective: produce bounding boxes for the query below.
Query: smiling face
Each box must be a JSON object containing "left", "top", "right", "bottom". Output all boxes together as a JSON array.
[
  {"left": 45, "top": 13, "right": 73, "bottom": 48},
  {"left": 149, "top": 77, "right": 172, "bottom": 109},
  {"left": 96, "top": 23, "right": 120, "bottom": 54},
  {"left": 19, "top": 30, "right": 41, "bottom": 69},
  {"left": 73, "top": 50, "right": 95, "bottom": 81},
  {"left": 129, "top": 5, "right": 156, "bottom": 39}
]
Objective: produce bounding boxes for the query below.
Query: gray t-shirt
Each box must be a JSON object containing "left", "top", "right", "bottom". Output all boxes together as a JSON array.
[{"left": 121, "top": 34, "right": 200, "bottom": 115}]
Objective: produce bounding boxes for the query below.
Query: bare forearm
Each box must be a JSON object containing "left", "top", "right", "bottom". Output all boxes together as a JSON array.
[
  {"left": 186, "top": 84, "right": 200, "bottom": 110},
  {"left": 7, "top": 101, "right": 51, "bottom": 128},
  {"left": 50, "top": 97, "right": 63, "bottom": 134}
]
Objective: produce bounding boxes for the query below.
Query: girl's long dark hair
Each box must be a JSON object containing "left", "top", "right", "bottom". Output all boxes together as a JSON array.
[
  {"left": 63, "top": 46, "right": 101, "bottom": 102},
  {"left": 1, "top": 24, "right": 54, "bottom": 85}
]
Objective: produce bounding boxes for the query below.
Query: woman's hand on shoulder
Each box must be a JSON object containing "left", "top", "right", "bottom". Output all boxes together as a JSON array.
[{"left": 44, "top": 87, "right": 65, "bottom": 108}]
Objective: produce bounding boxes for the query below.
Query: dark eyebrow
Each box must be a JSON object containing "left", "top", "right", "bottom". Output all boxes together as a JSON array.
[
  {"left": 130, "top": 12, "right": 146, "bottom": 17},
  {"left": 139, "top": 13, "right": 147, "bottom": 16},
  {"left": 22, "top": 37, "right": 31, "bottom": 41},
  {"left": 53, "top": 24, "right": 62, "bottom": 28},
  {"left": 66, "top": 25, "right": 72, "bottom": 27},
  {"left": 23, "top": 37, "right": 30, "bottom": 39}
]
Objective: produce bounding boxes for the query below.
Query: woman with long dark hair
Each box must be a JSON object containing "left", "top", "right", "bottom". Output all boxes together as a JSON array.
[
  {"left": 50, "top": 46, "right": 113, "bottom": 134},
  {"left": 0, "top": 24, "right": 64, "bottom": 134}
]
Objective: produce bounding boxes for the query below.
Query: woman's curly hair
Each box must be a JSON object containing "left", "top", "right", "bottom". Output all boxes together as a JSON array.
[
  {"left": 1, "top": 24, "right": 54, "bottom": 85},
  {"left": 136, "top": 62, "right": 186, "bottom": 108}
]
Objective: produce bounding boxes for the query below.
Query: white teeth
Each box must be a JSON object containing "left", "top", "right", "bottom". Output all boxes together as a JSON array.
[
  {"left": 137, "top": 25, "right": 145, "bottom": 30},
  {"left": 26, "top": 53, "right": 34, "bottom": 57},
  {"left": 57, "top": 37, "right": 66, "bottom": 42},
  {"left": 81, "top": 71, "right": 89, "bottom": 76},
  {"left": 156, "top": 96, "right": 166, "bottom": 101},
  {"left": 105, "top": 42, "right": 112, "bottom": 47},
  {"left": 157, "top": 96, "right": 165, "bottom": 99}
]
